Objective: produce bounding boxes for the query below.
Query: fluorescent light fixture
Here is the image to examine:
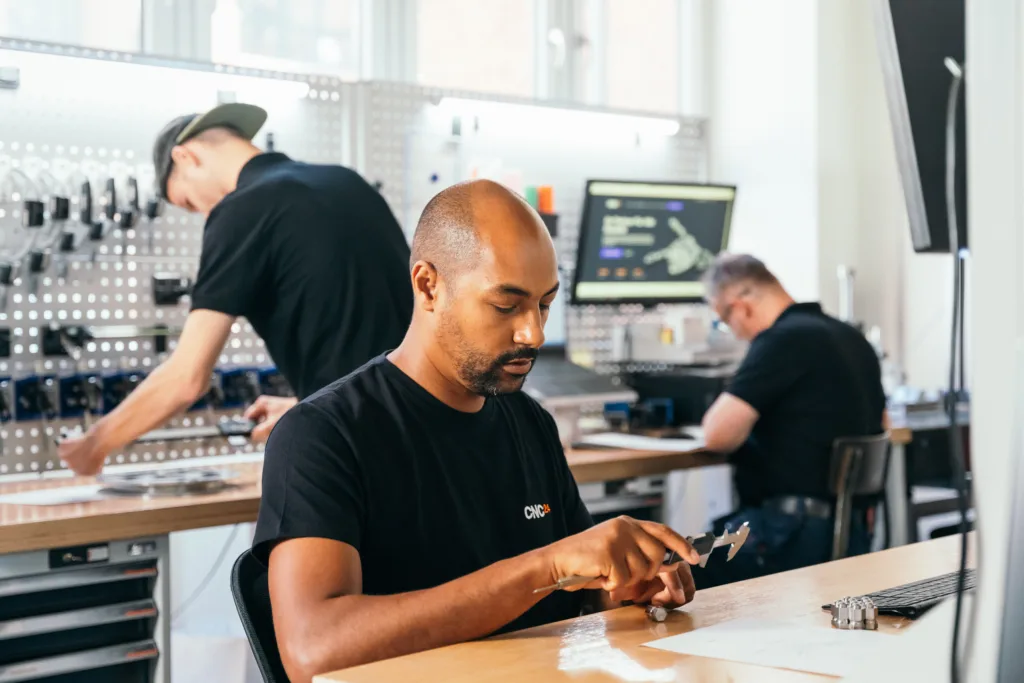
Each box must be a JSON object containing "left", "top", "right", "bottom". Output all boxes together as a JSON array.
[{"left": 436, "top": 97, "right": 680, "bottom": 137}]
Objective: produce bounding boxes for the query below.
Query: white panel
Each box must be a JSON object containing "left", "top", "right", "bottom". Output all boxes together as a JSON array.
[
  {"left": 709, "top": 0, "right": 819, "bottom": 301},
  {"left": 964, "top": 0, "right": 1024, "bottom": 678}
]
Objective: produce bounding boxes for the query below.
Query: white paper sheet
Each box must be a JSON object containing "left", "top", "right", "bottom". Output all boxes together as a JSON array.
[
  {"left": 574, "top": 432, "right": 704, "bottom": 452},
  {"left": 0, "top": 485, "right": 105, "bottom": 506},
  {"left": 643, "top": 617, "right": 894, "bottom": 677}
]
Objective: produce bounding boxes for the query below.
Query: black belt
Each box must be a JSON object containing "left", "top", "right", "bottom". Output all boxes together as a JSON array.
[{"left": 762, "top": 495, "right": 834, "bottom": 520}]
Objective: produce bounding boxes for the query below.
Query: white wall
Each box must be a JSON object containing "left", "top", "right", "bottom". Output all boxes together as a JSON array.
[
  {"left": 708, "top": 0, "right": 820, "bottom": 302},
  {"left": 170, "top": 525, "right": 253, "bottom": 636},
  {"left": 709, "top": 0, "right": 953, "bottom": 393}
]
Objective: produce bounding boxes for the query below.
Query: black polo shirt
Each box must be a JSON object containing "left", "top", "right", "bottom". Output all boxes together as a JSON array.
[
  {"left": 252, "top": 355, "right": 594, "bottom": 634},
  {"left": 726, "top": 303, "right": 885, "bottom": 504},
  {"left": 190, "top": 153, "right": 413, "bottom": 398}
]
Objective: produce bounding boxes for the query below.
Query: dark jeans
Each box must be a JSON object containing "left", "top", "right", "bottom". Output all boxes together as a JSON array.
[{"left": 690, "top": 504, "right": 873, "bottom": 589}]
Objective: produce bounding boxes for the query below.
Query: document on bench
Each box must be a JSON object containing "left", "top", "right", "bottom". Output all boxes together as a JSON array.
[
  {"left": 574, "top": 432, "right": 704, "bottom": 452},
  {"left": 643, "top": 617, "right": 894, "bottom": 677},
  {"left": 0, "top": 485, "right": 105, "bottom": 506}
]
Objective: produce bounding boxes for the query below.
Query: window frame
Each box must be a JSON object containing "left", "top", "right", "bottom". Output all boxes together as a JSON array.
[{"left": 7, "top": 0, "right": 707, "bottom": 115}]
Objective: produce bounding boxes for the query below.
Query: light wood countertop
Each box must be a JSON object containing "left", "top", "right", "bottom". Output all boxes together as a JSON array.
[
  {"left": 317, "top": 535, "right": 970, "bottom": 683},
  {"left": 0, "top": 461, "right": 264, "bottom": 555},
  {"left": 0, "top": 444, "right": 715, "bottom": 555}
]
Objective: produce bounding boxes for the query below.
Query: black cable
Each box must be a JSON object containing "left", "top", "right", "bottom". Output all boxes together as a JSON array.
[
  {"left": 943, "top": 57, "right": 970, "bottom": 683},
  {"left": 958, "top": 256, "right": 966, "bottom": 393}
]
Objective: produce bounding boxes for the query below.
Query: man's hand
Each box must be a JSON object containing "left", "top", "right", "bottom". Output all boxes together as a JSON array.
[
  {"left": 541, "top": 516, "right": 700, "bottom": 594},
  {"left": 56, "top": 310, "right": 235, "bottom": 476},
  {"left": 609, "top": 563, "right": 696, "bottom": 608},
  {"left": 58, "top": 430, "right": 106, "bottom": 476},
  {"left": 244, "top": 395, "right": 298, "bottom": 442}
]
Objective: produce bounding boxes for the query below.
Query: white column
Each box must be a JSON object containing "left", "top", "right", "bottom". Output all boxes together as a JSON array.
[{"left": 965, "top": 0, "right": 1024, "bottom": 679}]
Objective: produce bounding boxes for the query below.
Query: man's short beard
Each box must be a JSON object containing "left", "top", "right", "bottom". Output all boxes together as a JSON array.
[
  {"left": 438, "top": 315, "right": 537, "bottom": 397},
  {"left": 455, "top": 345, "right": 538, "bottom": 397}
]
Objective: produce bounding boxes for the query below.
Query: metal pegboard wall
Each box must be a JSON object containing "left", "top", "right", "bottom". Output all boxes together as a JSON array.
[
  {"left": 0, "top": 41, "right": 351, "bottom": 476},
  {"left": 353, "top": 81, "right": 709, "bottom": 369}
]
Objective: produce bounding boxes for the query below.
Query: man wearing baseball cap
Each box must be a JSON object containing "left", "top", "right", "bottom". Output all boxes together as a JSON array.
[{"left": 58, "top": 103, "right": 413, "bottom": 475}]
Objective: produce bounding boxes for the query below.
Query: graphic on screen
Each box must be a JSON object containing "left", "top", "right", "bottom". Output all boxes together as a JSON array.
[
  {"left": 644, "top": 216, "right": 716, "bottom": 276},
  {"left": 573, "top": 182, "right": 734, "bottom": 303}
]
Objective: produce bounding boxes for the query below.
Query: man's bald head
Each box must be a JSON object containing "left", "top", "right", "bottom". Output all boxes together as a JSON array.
[
  {"left": 405, "top": 179, "right": 560, "bottom": 397},
  {"left": 410, "top": 180, "right": 551, "bottom": 281}
]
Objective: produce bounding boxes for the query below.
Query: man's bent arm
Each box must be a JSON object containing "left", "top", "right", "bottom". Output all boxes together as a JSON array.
[
  {"left": 269, "top": 538, "right": 554, "bottom": 683},
  {"left": 702, "top": 392, "right": 759, "bottom": 453},
  {"left": 89, "top": 309, "right": 234, "bottom": 453}
]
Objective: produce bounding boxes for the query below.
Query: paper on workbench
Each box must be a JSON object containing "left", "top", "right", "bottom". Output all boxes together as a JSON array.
[
  {"left": 574, "top": 432, "right": 703, "bottom": 452},
  {"left": 643, "top": 617, "right": 894, "bottom": 677},
  {"left": 0, "top": 485, "right": 105, "bottom": 506}
]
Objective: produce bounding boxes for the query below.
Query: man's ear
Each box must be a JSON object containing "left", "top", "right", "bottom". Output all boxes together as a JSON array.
[
  {"left": 169, "top": 144, "right": 197, "bottom": 169},
  {"left": 411, "top": 260, "right": 441, "bottom": 312}
]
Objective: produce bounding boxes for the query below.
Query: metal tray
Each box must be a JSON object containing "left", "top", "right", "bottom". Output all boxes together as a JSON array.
[{"left": 96, "top": 467, "right": 237, "bottom": 496}]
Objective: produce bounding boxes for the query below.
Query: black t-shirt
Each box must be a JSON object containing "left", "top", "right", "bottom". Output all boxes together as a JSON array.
[
  {"left": 190, "top": 153, "right": 413, "bottom": 398},
  {"left": 253, "top": 355, "right": 594, "bottom": 634},
  {"left": 726, "top": 303, "right": 885, "bottom": 504}
]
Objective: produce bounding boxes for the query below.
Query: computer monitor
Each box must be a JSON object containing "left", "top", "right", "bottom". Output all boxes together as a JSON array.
[{"left": 571, "top": 180, "right": 735, "bottom": 305}]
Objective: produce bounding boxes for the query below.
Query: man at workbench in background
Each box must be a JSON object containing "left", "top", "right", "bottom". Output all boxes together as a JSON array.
[
  {"left": 58, "top": 102, "right": 413, "bottom": 474},
  {"left": 696, "top": 253, "right": 887, "bottom": 587},
  {"left": 254, "top": 180, "right": 701, "bottom": 683}
]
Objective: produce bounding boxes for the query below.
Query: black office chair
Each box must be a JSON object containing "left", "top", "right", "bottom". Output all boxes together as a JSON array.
[
  {"left": 231, "top": 549, "right": 289, "bottom": 683},
  {"left": 828, "top": 433, "right": 891, "bottom": 560}
]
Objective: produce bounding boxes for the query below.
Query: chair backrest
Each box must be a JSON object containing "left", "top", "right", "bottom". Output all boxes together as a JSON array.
[
  {"left": 828, "top": 433, "right": 890, "bottom": 560},
  {"left": 828, "top": 433, "right": 890, "bottom": 498},
  {"left": 230, "top": 550, "right": 289, "bottom": 683}
]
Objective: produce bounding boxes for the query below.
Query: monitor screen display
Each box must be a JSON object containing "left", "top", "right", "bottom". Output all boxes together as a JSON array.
[{"left": 571, "top": 180, "right": 735, "bottom": 304}]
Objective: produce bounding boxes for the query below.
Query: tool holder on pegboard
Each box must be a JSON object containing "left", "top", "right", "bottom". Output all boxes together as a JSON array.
[{"left": 0, "top": 38, "right": 352, "bottom": 476}]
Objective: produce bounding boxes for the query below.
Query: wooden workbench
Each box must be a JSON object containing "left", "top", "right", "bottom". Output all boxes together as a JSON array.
[
  {"left": 0, "top": 444, "right": 717, "bottom": 555},
  {"left": 316, "top": 534, "right": 969, "bottom": 683}
]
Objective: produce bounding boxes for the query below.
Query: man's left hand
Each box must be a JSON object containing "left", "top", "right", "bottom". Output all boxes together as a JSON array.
[
  {"left": 609, "top": 562, "right": 696, "bottom": 608},
  {"left": 58, "top": 431, "right": 107, "bottom": 476}
]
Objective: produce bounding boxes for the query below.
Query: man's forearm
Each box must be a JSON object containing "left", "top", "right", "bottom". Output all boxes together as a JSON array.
[
  {"left": 91, "top": 361, "right": 202, "bottom": 454},
  {"left": 281, "top": 548, "right": 554, "bottom": 682}
]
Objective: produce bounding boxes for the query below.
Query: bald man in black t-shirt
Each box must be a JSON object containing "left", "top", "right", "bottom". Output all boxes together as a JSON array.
[{"left": 254, "top": 181, "right": 701, "bottom": 683}]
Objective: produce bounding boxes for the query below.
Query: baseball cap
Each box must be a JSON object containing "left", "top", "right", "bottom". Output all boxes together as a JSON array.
[{"left": 152, "top": 102, "right": 268, "bottom": 201}]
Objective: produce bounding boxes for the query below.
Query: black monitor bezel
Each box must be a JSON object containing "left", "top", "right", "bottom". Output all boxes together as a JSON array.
[{"left": 569, "top": 179, "right": 737, "bottom": 306}]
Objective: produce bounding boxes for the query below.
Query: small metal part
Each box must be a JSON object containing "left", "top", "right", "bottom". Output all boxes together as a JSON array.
[
  {"left": 49, "top": 196, "right": 70, "bottom": 221},
  {"left": 26, "top": 250, "right": 50, "bottom": 295},
  {"left": 79, "top": 180, "right": 93, "bottom": 225},
  {"left": 0, "top": 261, "right": 14, "bottom": 311},
  {"left": 830, "top": 596, "right": 878, "bottom": 630},
  {"left": 645, "top": 605, "right": 668, "bottom": 623},
  {"left": 23, "top": 199, "right": 45, "bottom": 228},
  {"left": 102, "top": 178, "right": 117, "bottom": 220}
]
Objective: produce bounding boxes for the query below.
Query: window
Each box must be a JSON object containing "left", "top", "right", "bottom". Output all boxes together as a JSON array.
[
  {"left": 208, "top": 0, "right": 361, "bottom": 77},
  {"left": 574, "top": 0, "right": 681, "bottom": 114},
  {"left": 604, "top": 0, "right": 679, "bottom": 113},
  {"left": 0, "top": 0, "right": 142, "bottom": 52},
  {"left": 416, "top": 0, "right": 536, "bottom": 97}
]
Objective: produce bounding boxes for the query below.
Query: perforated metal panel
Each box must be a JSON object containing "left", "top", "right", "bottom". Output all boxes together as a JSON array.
[
  {"left": 0, "top": 40, "right": 351, "bottom": 475},
  {"left": 352, "top": 81, "right": 710, "bottom": 369}
]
